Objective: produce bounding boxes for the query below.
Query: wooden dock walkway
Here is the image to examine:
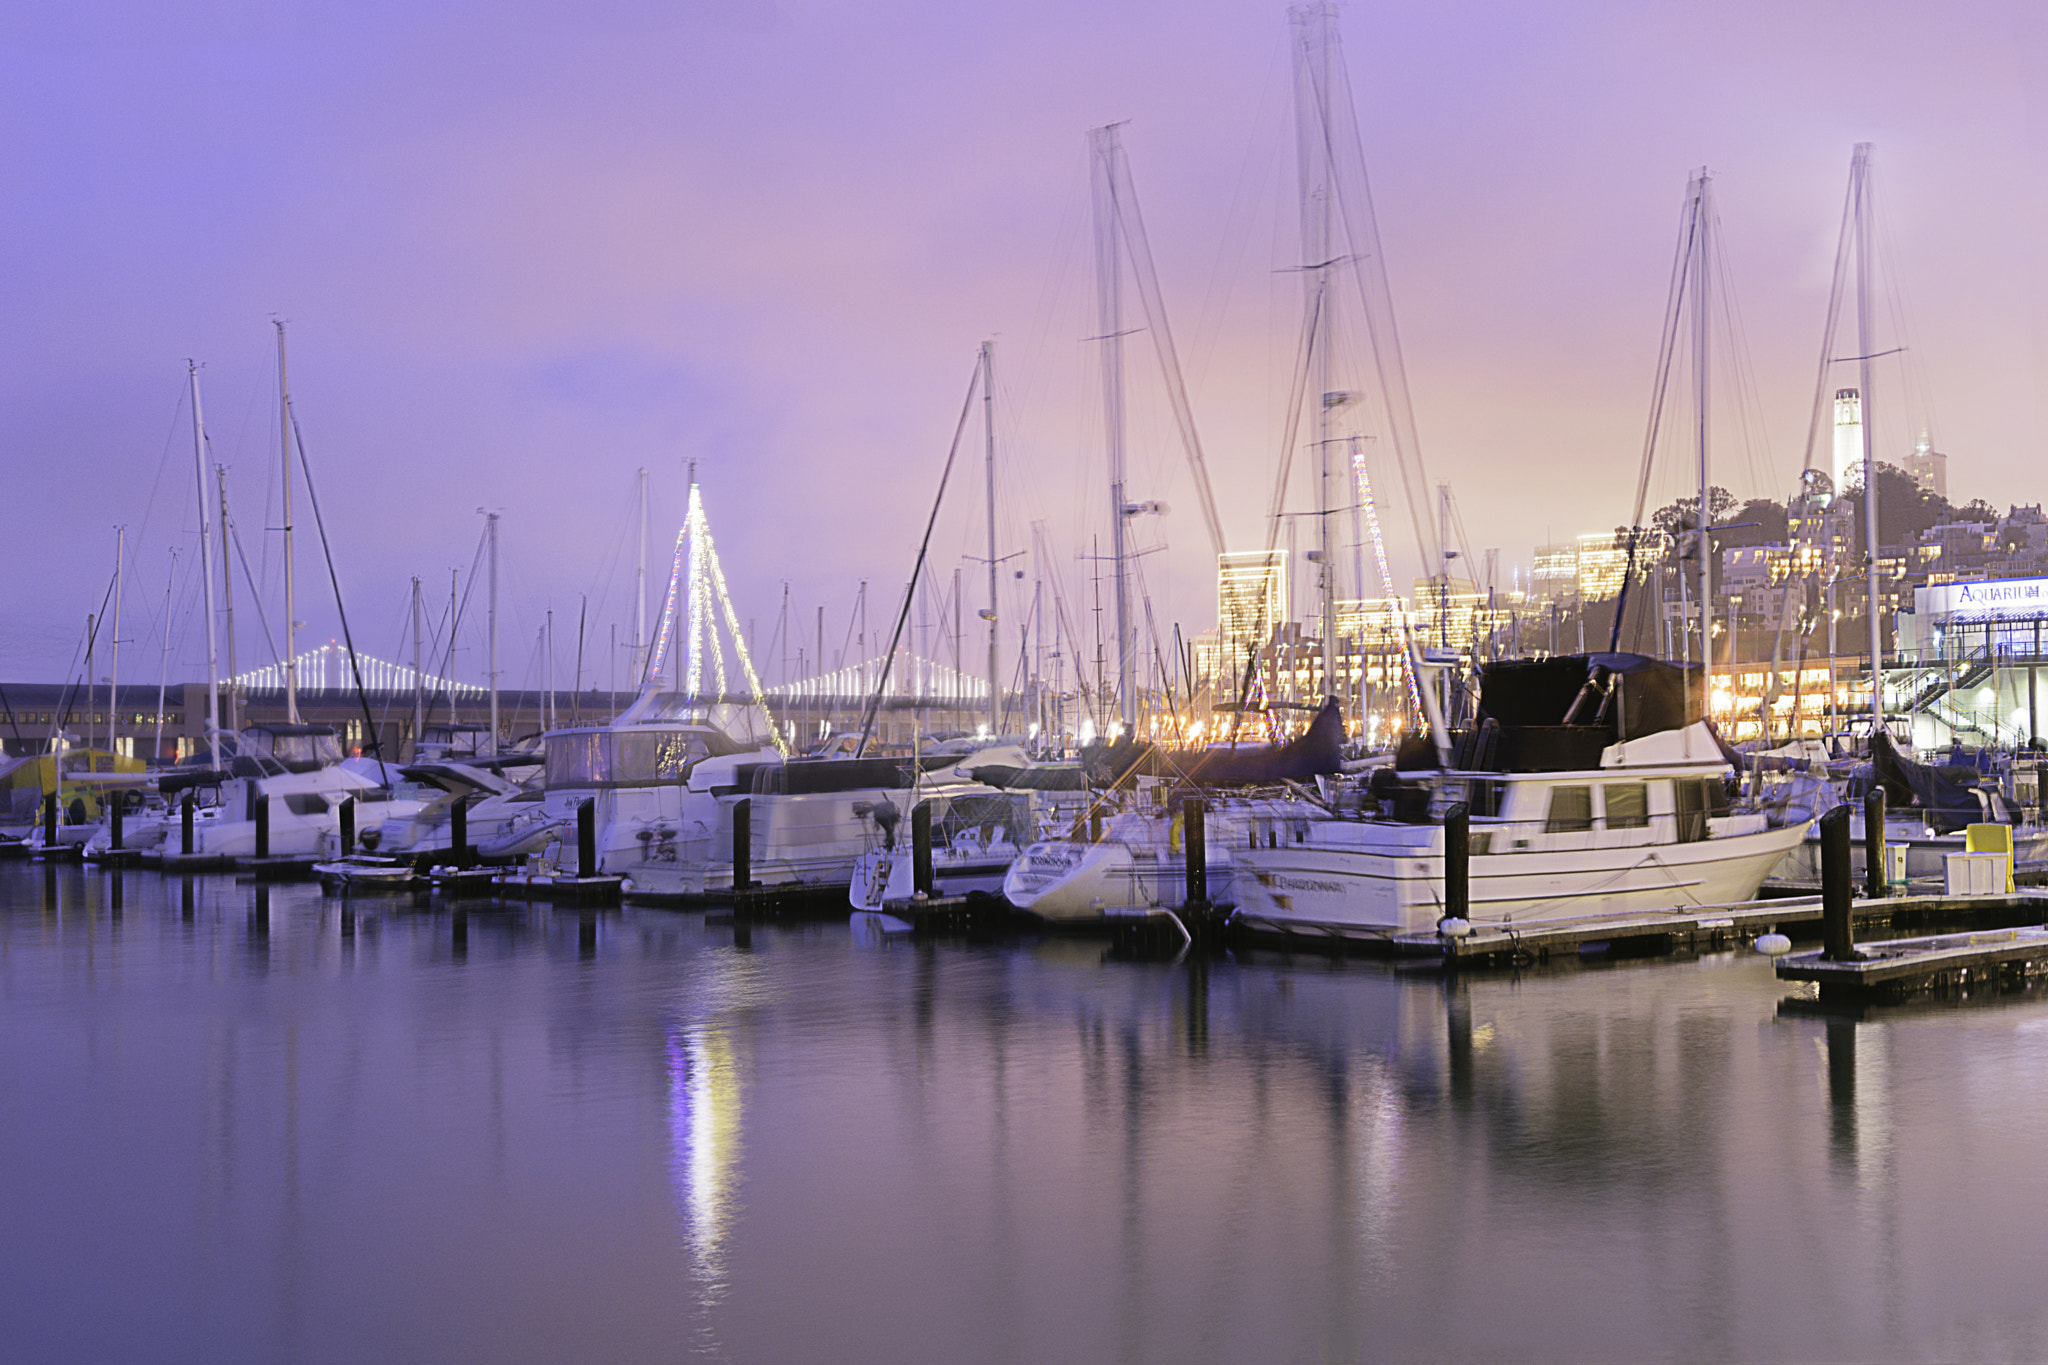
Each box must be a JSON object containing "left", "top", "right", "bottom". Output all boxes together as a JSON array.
[
  {"left": 1777, "top": 925, "right": 2048, "bottom": 1001},
  {"left": 1394, "top": 890, "right": 2048, "bottom": 967}
]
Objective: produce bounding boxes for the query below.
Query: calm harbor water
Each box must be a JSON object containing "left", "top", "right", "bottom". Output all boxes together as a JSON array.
[{"left": 5, "top": 864, "right": 2048, "bottom": 1363}]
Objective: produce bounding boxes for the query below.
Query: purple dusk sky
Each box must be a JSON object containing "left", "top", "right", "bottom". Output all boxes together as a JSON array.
[{"left": 2, "top": 0, "right": 2042, "bottom": 691}]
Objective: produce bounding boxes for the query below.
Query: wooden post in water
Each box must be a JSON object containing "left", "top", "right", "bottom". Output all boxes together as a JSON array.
[
  {"left": 43, "top": 792, "right": 57, "bottom": 848},
  {"left": 449, "top": 795, "right": 469, "bottom": 868},
  {"left": 1863, "top": 789, "right": 1885, "bottom": 899},
  {"left": 912, "top": 802, "right": 935, "bottom": 897},
  {"left": 1183, "top": 797, "right": 1208, "bottom": 910},
  {"left": 1443, "top": 801, "right": 1470, "bottom": 923},
  {"left": 181, "top": 793, "right": 195, "bottom": 856},
  {"left": 1821, "top": 804, "right": 1856, "bottom": 961},
  {"left": 732, "top": 798, "right": 752, "bottom": 892},
  {"left": 252, "top": 783, "right": 269, "bottom": 860},
  {"left": 577, "top": 798, "right": 596, "bottom": 879},
  {"left": 110, "top": 799, "right": 123, "bottom": 852},
  {"left": 339, "top": 797, "right": 355, "bottom": 856}
]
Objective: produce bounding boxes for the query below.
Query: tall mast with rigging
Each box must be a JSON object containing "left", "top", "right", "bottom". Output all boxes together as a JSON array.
[
  {"left": 635, "top": 467, "right": 648, "bottom": 685},
  {"left": 277, "top": 321, "right": 299, "bottom": 723},
  {"left": 1851, "top": 144, "right": 1883, "bottom": 736},
  {"left": 981, "top": 340, "right": 1000, "bottom": 737},
  {"left": 217, "top": 465, "right": 238, "bottom": 733},
  {"left": 487, "top": 511, "right": 500, "bottom": 757},
  {"left": 188, "top": 362, "right": 222, "bottom": 771},
  {"left": 1091, "top": 125, "right": 1137, "bottom": 736},
  {"left": 107, "top": 526, "right": 124, "bottom": 754},
  {"left": 1689, "top": 170, "right": 1714, "bottom": 720}
]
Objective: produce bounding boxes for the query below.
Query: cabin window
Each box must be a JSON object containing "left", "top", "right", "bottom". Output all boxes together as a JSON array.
[
  {"left": 283, "top": 793, "right": 329, "bottom": 816},
  {"left": 1545, "top": 786, "right": 1593, "bottom": 833},
  {"left": 1604, "top": 783, "right": 1649, "bottom": 830},
  {"left": 1468, "top": 779, "right": 1507, "bottom": 818},
  {"left": 1674, "top": 779, "right": 1708, "bottom": 843},
  {"left": 545, "top": 733, "right": 608, "bottom": 785},
  {"left": 612, "top": 731, "right": 712, "bottom": 783}
]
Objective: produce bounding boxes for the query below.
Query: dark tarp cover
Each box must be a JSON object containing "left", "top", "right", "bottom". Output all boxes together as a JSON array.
[
  {"left": 1870, "top": 729, "right": 1987, "bottom": 835},
  {"left": 1458, "top": 654, "right": 1705, "bottom": 773},
  {"left": 1079, "top": 699, "right": 1345, "bottom": 788}
]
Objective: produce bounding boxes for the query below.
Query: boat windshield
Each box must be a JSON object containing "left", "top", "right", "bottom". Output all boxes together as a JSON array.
[{"left": 545, "top": 729, "right": 716, "bottom": 787}]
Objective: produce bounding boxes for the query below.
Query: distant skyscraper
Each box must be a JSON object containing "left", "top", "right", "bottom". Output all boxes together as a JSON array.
[
  {"left": 1833, "top": 388, "right": 1863, "bottom": 491},
  {"left": 1217, "top": 550, "right": 1287, "bottom": 665},
  {"left": 1903, "top": 430, "right": 1948, "bottom": 500}
]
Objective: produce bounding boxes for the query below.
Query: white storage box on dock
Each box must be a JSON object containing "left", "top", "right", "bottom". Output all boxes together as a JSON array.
[
  {"left": 1883, "top": 846, "right": 1910, "bottom": 886},
  {"left": 1944, "top": 852, "right": 2005, "bottom": 896}
]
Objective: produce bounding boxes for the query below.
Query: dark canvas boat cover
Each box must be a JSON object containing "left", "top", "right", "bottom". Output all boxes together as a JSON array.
[
  {"left": 1455, "top": 653, "right": 1707, "bottom": 773},
  {"left": 1075, "top": 699, "right": 1345, "bottom": 789},
  {"left": 1869, "top": 729, "right": 1987, "bottom": 835}
]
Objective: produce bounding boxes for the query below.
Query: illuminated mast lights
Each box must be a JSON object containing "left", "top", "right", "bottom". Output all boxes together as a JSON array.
[
  {"left": 1351, "top": 445, "right": 1422, "bottom": 724},
  {"left": 646, "top": 473, "right": 788, "bottom": 755}
]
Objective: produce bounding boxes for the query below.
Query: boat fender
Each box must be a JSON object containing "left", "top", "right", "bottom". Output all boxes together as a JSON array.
[
  {"left": 1169, "top": 812, "right": 1183, "bottom": 855},
  {"left": 1436, "top": 916, "right": 1474, "bottom": 939},
  {"left": 1755, "top": 933, "right": 1792, "bottom": 956}
]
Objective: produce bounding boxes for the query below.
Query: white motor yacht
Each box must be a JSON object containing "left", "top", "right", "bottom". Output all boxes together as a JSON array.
[{"left": 1230, "top": 655, "right": 1814, "bottom": 944}]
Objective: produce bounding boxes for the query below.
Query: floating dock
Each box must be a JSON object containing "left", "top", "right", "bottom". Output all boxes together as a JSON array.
[
  {"left": 1777, "top": 925, "right": 2048, "bottom": 1001},
  {"left": 1393, "top": 890, "right": 2048, "bottom": 968},
  {"left": 490, "top": 872, "right": 623, "bottom": 907}
]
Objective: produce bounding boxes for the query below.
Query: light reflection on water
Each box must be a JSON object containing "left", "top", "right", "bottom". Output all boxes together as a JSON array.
[{"left": 7, "top": 863, "right": 2048, "bottom": 1362}]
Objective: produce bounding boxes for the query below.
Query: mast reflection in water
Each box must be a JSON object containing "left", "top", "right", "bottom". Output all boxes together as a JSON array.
[
  {"left": 667, "top": 1023, "right": 743, "bottom": 1325},
  {"left": 8, "top": 863, "right": 2048, "bottom": 1362}
]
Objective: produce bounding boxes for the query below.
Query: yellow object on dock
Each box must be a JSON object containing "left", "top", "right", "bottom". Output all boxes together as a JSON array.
[{"left": 1965, "top": 823, "right": 2016, "bottom": 892}]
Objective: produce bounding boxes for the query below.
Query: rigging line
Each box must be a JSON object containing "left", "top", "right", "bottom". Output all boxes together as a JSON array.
[
  {"left": 1308, "top": 15, "right": 1439, "bottom": 574},
  {"left": 1710, "top": 215, "right": 1778, "bottom": 497},
  {"left": 1609, "top": 184, "right": 1699, "bottom": 653},
  {"left": 1104, "top": 137, "right": 1229, "bottom": 558},
  {"left": 225, "top": 511, "right": 284, "bottom": 675},
  {"left": 1798, "top": 169, "right": 1857, "bottom": 476},
  {"left": 290, "top": 409, "right": 389, "bottom": 781},
  {"left": 52, "top": 571, "right": 119, "bottom": 745},
  {"left": 1264, "top": 282, "right": 1323, "bottom": 551},
  {"left": 855, "top": 362, "right": 983, "bottom": 758}
]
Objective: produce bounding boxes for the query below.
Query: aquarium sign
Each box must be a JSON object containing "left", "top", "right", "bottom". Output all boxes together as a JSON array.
[{"left": 1918, "top": 577, "right": 2048, "bottom": 621}]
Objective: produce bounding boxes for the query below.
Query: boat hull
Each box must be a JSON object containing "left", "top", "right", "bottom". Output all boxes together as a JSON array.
[{"left": 1232, "top": 820, "right": 1812, "bottom": 941}]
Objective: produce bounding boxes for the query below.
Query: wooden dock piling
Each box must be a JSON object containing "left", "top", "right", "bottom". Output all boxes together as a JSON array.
[
  {"left": 1864, "top": 790, "right": 1886, "bottom": 901},
  {"left": 577, "top": 798, "right": 595, "bottom": 879},
  {"left": 1821, "top": 804, "right": 1856, "bottom": 961},
  {"left": 1443, "top": 801, "right": 1470, "bottom": 925}
]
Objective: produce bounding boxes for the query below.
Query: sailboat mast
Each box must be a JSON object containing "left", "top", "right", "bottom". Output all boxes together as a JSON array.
[
  {"left": 1852, "top": 143, "right": 1883, "bottom": 736},
  {"left": 277, "top": 320, "right": 299, "bottom": 723},
  {"left": 635, "top": 466, "right": 648, "bottom": 684},
  {"left": 1092, "top": 125, "right": 1136, "bottom": 735},
  {"left": 108, "top": 526, "right": 124, "bottom": 754},
  {"left": 188, "top": 362, "right": 222, "bottom": 771},
  {"left": 1303, "top": 5, "right": 1337, "bottom": 705},
  {"left": 1691, "top": 170, "right": 1714, "bottom": 718},
  {"left": 411, "top": 575, "right": 424, "bottom": 758},
  {"left": 216, "top": 465, "right": 238, "bottom": 732},
  {"left": 487, "top": 511, "right": 500, "bottom": 758},
  {"left": 155, "top": 549, "right": 176, "bottom": 762},
  {"left": 982, "top": 340, "right": 1000, "bottom": 737}
]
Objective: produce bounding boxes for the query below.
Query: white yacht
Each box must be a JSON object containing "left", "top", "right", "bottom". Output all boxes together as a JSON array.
[
  {"left": 139, "top": 724, "right": 420, "bottom": 863},
  {"left": 845, "top": 744, "right": 1045, "bottom": 914},
  {"left": 535, "top": 691, "right": 782, "bottom": 900},
  {"left": 1000, "top": 707, "right": 1349, "bottom": 925},
  {"left": 1230, "top": 655, "right": 1814, "bottom": 944},
  {"left": 368, "top": 756, "right": 556, "bottom": 862}
]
